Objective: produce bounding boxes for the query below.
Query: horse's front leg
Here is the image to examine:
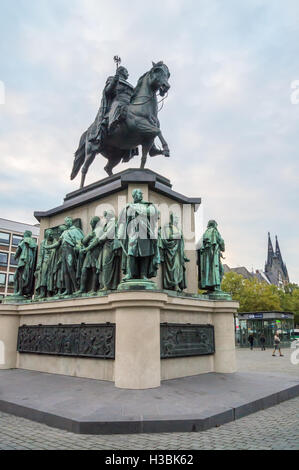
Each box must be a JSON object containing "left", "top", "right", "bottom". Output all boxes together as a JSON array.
[
  {"left": 157, "top": 131, "right": 170, "bottom": 157},
  {"left": 140, "top": 140, "right": 154, "bottom": 169}
]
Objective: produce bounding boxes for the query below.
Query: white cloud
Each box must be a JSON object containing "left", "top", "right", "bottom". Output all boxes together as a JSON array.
[{"left": 0, "top": 0, "right": 298, "bottom": 282}]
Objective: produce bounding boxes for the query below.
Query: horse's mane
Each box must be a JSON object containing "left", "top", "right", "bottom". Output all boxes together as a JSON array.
[{"left": 131, "top": 72, "right": 149, "bottom": 101}]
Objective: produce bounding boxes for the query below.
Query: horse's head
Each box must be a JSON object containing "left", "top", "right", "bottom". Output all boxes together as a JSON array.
[{"left": 149, "top": 61, "right": 171, "bottom": 97}]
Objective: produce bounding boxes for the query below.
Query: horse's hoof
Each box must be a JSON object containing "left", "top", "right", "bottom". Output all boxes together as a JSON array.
[{"left": 104, "top": 166, "right": 113, "bottom": 176}]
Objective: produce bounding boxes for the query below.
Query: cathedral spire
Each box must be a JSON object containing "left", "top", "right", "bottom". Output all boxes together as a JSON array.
[
  {"left": 275, "top": 235, "right": 289, "bottom": 280},
  {"left": 275, "top": 235, "right": 282, "bottom": 261},
  {"left": 265, "top": 232, "right": 274, "bottom": 271}
]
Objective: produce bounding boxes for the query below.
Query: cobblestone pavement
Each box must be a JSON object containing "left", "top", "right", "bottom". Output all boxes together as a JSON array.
[
  {"left": 0, "top": 396, "right": 298, "bottom": 450},
  {"left": 0, "top": 348, "right": 298, "bottom": 450}
]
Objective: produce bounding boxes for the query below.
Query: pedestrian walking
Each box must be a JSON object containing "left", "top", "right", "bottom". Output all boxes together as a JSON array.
[
  {"left": 248, "top": 333, "right": 254, "bottom": 350},
  {"left": 260, "top": 333, "right": 266, "bottom": 351},
  {"left": 272, "top": 332, "right": 284, "bottom": 357}
]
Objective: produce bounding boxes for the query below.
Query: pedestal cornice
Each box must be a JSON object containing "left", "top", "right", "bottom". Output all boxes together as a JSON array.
[
  {"left": 0, "top": 291, "right": 239, "bottom": 316},
  {"left": 34, "top": 168, "right": 202, "bottom": 221}
]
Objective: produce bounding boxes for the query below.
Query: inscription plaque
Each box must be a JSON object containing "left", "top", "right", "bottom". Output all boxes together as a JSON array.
[
  {"left": 160, "top": 323, "right": 215, "bottom": 358},
  {"left": 17, "top": 323, "right": 115, "bottom": 359}
]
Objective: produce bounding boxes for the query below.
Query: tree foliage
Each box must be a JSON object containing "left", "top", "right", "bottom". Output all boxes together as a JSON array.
[{"left": 221, "top": 272, "right": 299, "bottom": 325}]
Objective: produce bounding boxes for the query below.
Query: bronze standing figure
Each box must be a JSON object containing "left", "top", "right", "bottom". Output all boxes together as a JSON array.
[
  {"left": 76, "top": 216, "right": 102, "bottom": 294},
  {"left": 160, "top": 214, "right": 189, "bottom": 291},
  {"left": 35, "top": 229, "right": 54, "bottom": 299},
  {"left": 47, "top": 217, "right": 84, "bottom": 296},
  {"left": 118, "top": 189, "right": 160, "bottom": 281},
  {"left": 14, "top": 230, "right": 37, "bottom": 298},
  {"left": 198, "top": 220, "right": 225, "bottom": 292}
]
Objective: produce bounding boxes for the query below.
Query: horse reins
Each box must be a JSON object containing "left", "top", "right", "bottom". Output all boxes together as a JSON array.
[{"left": 131, "top": 92, "right": 169, "bottom": 113}]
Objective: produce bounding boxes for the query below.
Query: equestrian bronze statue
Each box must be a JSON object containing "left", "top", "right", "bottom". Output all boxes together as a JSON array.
[{"left": 70, "top": 60, "right": 171, "bottom": 188}]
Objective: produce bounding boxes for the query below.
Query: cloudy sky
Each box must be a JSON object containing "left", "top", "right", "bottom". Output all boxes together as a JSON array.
[{"left": 0, "top": 0, "right": 298, "bottom": 282}]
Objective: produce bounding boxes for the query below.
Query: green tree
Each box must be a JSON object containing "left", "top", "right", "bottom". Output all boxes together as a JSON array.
[
  {"left": 222, "top": 273, "right": 281, "bottom": 312},
  {"left": 281, "top": 283, "right": 299, "bottom": 326},
  {"left": 221, "top": 272, "right": 244, "bottom": 300},
  {"left": 222, "top": 274, "right": 299, "bottom": 325},
  {"left": 291, "top": 290, "right": 299, "bottom": 326},
  {"left": 240, "top": 279, "right": 281, "bottom": 312}
]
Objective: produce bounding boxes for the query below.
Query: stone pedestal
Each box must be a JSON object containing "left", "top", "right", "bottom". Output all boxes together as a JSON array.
[
  {"left": 0, "top": 292, "right": 238, "bottom": 389},
  {"left": 115, "top": 301, "right": 160, "bottom": 389},
  {"left": 213, "top": 308, "right": 237, "bottom": 373},
  {"left": 0, "top": 307, "right": 20, "bottom": 369},
  {"left": 34, "top": 168, "right": 202, "bottom": 294},
  {"left": 0, "top": 169, "right": 238, "bottom": 389}
]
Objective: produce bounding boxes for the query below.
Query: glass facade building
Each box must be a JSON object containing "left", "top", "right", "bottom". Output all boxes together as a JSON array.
[{"left": 236, "top": 311, "right": 294, "bottom": 348}]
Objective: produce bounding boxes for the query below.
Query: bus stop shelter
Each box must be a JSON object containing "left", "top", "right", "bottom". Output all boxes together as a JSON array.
[{"left": 236, "top": 311, "right": 294, "bottom": 348}]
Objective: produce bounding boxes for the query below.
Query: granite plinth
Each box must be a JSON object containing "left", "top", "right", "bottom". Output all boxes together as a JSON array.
[
  {"left": 0, "top": 292, "right": 238, "bottom": 388},
  {"left": 0, "top": 369, "right": 298, "bottom": 434}
]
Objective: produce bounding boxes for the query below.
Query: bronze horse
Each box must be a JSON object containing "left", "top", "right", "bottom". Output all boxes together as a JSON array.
[{"left": 71, "top": 62, "right": 171, "bottom": 188}]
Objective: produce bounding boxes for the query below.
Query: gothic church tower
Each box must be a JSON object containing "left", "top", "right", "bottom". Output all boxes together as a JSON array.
[{"left": 264, "top": 233, "right": 289, "bottom": 287}]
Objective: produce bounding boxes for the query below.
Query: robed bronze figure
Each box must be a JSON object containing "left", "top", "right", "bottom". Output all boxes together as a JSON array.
[
  {"left": 47, "top": 217, "right": 84, "bottom": 296},
  {"left": 198, "top": 220, "right": 225, "bottom": 292},
  {"left": 118, "top": 189, "right": 160, "bottom": 281},
  {"left": 14, "top": 230, "right": 37, "bottom": 298},
  {"left": 84, "top": 210, "right": 121, "bottom": 291},
  {"left": 160, "top": 214, "right": 189, "bottom": 291},
  {"left": 47, "top": 225, "right": 66, "bottom": 296},
  {"left": 76, "top": 216, "right": 102, "bottom": 294},
  {"left": 35, "top": 228, "right": 54, "bottom": 299}
]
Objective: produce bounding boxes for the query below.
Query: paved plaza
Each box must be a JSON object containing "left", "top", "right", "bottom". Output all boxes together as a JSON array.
[
  {"left": 236, "top": 346, "right": 299, "bottom": 377},
  {"left": 0, "top": 348, "right": 298, "bottom": 450}
]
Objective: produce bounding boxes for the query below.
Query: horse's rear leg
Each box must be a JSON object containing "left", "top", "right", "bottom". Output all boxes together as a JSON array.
[
  {"left": 80, "top": 171, "right": 88, "bottom": 189},
  {"left": 104, "top": 155, "right": 122, "bottom": 176},
  {"left": 103, "top": 163, "right": 113, "bottom": 176},
  {"left": 81, "top": 147, "right": 96, "bottom": 188}
]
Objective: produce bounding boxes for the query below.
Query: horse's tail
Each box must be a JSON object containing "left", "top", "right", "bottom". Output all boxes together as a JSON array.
[{"left": 70, "top": 130, "right": 87, "bottom": 180}]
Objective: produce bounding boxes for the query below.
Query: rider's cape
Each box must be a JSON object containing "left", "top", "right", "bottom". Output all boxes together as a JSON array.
[
  {"left": 88, "top": 77, "right": 138, "bottom": 161},
  {"left": 88, "top": 77, "right": 114, "bottom": 142}
]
